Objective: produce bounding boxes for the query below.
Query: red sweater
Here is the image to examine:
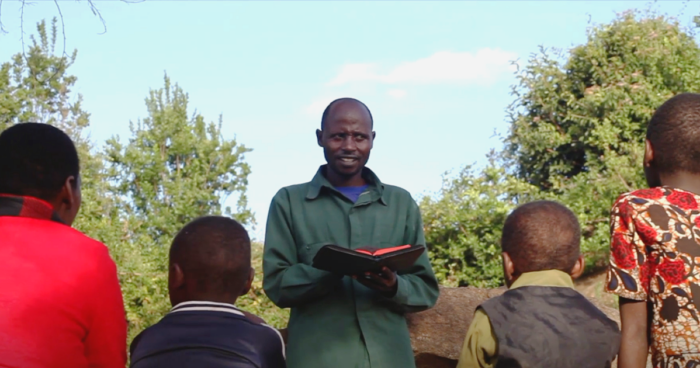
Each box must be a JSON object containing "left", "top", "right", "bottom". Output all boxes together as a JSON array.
[{"left": 0, "top": 195, "right": 127, "bottom": 368}]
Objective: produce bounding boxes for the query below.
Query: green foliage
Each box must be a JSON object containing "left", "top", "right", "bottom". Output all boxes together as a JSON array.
[
  {"left": 506, "top": 10, "right": 700, "bottom": 270},
  {"left": 238, "top": 243, "right": 291, "bottom": 328},
  {"left": 105, "top": 75, "right": 253, "bottom": 243},
  {"left": 103, "top": 75, "right": 288, "bottom": 343},
  {"left": 421, "top": 11, "right": 700, "bottom": 286},
  {"left": 0, "top": 19, "right": 120, "bottom": 254},
  {"left": 0, "top": 19, "right": 288, "bottom": 347},
  {"left": 421, "top": 156, "right": 537, "bottom": 287},
  {"left": 0, "top": 18, "right": 87, "bottom": 134},
  {"left": 506, "top": 10, "right": 700, "bottom": 190},
  {"left": 9, "top": 9, "right": 700, "bottom": 351}
]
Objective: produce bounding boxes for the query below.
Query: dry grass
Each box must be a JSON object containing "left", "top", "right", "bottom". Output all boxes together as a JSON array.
[{"left": 574, "top": 269, "right": 618, "bottom": 309}]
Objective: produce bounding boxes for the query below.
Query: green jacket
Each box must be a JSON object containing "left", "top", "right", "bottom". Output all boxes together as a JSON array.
[{"left": 263, "top": 165, "right": 439, "bottom": 368}]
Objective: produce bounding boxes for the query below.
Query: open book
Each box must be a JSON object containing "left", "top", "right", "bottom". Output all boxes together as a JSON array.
[{"left": 311, "top": 244, "right": 425, "bottom": 275}]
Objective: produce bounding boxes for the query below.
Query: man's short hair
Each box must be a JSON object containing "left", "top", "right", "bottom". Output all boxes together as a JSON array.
[
  {"left": 320, "top": 97, "right": 374, "bottom": 130},
  {"left": 0, "top": 123, "right": 80, "bottom": 201},
  {"left": 501, "top": 200, "right": 581, "bottom": 273},
  {"left": 647, "top": 93, "right": 700, "bottom": 175},
  {"left": 170, "top": 216, "right": 252, "bottom": 296}
]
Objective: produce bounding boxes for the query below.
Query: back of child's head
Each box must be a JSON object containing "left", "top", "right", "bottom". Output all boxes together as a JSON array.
[
  {"left": 169, "top": 216, "right": 252, "bottom": 301},
  {"left": 647, "top": 93, "right": 700, "bottom": 176},
  {"left": 501, "top": 200, "right": 581, "bottom": 274}
]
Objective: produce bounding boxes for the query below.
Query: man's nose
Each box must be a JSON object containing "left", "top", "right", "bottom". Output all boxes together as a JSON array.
[{"left": 341, "top": 136, "right": 357, "bottom": 151}]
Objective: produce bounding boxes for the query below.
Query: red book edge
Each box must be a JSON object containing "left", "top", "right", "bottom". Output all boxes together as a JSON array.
[{"left": 355, "top": 244, "right": 412, "bottom": 256}]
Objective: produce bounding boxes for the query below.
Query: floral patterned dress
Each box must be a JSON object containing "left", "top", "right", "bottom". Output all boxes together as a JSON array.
[{"left": 606, "top": 187, "right": 700, "bottom": 368}]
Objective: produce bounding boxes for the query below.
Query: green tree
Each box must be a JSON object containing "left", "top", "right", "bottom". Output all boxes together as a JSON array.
[
  {"left": 104, "top": 75, "right": 291, "bottom": 343},
  {"left": 0, "top": 18, "right": 148, "bottom": 343},
  {"left": 505, "top": 10, "right": 700, "bottom": 269},
  {"left": 422, "top": 10, "right": 700, "bottom": 286},
  {"left": 105, "top": 74, "right": 253, "bottom": 244},
  {"left": 506, "top": 11, "right": 700, "bottom": 191},
  {"left": 0, "top": 18, "right": 122, "bottom": 245},
  {"left": 420, "top": 157, "right": 537, "bottom": 288},
  {"left": 0, "top": 19, "right": 289, "bottom": 347}
]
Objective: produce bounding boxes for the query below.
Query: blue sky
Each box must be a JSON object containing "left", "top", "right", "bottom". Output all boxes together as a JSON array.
[{"left": 0, "top": 1, "right": 697, "bottom": 240}]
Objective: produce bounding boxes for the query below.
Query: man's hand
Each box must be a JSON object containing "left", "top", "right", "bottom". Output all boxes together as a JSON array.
[{"left": 353, "top": 266, "right": 398, "bottom": 297}]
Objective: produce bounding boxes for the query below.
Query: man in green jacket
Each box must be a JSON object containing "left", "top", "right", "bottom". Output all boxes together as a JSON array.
[{"left": 263, "top": 97, "right": 439, "bottom": 368}]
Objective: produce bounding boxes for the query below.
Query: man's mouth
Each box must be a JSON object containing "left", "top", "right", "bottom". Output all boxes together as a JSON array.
[{"left": 338, "top": 157, "right": 359, "bottom": 164}]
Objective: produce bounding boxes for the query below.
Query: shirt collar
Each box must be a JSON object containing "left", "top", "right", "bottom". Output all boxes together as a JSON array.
[
  {"left": 169, "top": 300, "right": 245, "bottom": 316},
  {"left": 306, "top": 165, "right": 387, "bottom": 205},
  {"left": 0, "top": 194, "right": 64, "bottom": 224},
  {"left": 509, "top": 269, "right": 575, "bottom": 290}
]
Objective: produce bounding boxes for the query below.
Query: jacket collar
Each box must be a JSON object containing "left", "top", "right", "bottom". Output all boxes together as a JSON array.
[
  {"left": 169, "top": 300, "right": 245, "bottom": 316},
  {"left": 306, "top": 165, "right": 387, "bottom": 205},
  {"left": 510, "top": 270, "right": 575, "bottom": 290},
  {"left": 0, "top": 194, "right": 64, "bottom": 224}
]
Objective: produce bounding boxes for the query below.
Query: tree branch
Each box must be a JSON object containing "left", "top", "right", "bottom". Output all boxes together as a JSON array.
[
  {"left": 86, "top": 0, "right": 107, "bottom": 35},
  {"left": 12, "top": 0, "right": 113, "bottom": 49},
  {"left": 20, "top": 0, "right": 26, "bottom": 57},
  {"left": 53, "top": 0, "right": 67, "bottom": 58},
  {"left": 0, "top": 0, "right": 7, "bottom": 34},
  {"left": 613, "top": 167, "right": 633, "bottom": 192}
]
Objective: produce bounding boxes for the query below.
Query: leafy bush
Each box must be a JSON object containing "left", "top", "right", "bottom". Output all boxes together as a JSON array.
[{"left": 421, "top": 11, "right": 700, "bottom": 288}]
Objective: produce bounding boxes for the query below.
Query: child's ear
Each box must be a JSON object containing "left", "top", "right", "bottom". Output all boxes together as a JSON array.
[
  {"left": 169, "top": 263, "right": 185, "bottom": 291},
  {"left": 240, "top": 267, "right": 255, "bottom": 297},
  {"left": 502, "top": 252, "right": 516, "bottom": 287},
  {"left": 570, "top": 255, "right": 586, "bottom": 280},
  {"left": 55, "top": 175, "right": 81, "bottom": 226},
  {"left": 643, "top": 139, "right": 662, "bottom": 188},
  {"left": 644, "top": 139, "right": 655, "bottom": 167}
]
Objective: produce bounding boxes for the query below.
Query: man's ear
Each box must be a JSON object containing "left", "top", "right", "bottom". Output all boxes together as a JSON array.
[
  {"left": 570, "top": 255, "right": 586, "bottom": 280},
  {"left": 240, "top": 267, "right": 255, "bottom": 297},
  {"left": 316, "top": 129, "right": 323, "bottom": 147},
  {"left": 169, "top": 263, "right": 185, "bottom": 291},
  {"left": 644, "top": 139, "right": 654, "bottom": 168},
  {"left": 502, "top": 252, "right": 516, "bottom": 287}
]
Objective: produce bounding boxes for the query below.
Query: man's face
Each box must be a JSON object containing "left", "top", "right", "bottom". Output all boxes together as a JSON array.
[{"left": 317, "top": 101, "right": 375, "bottom": 180}]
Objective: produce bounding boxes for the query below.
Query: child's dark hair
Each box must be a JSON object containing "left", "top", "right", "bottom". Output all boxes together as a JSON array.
[
  {"left": 170, "top": 216, "right": 251, "bottom": 296},
  {"left": 0, "top": 123, "right": 80, "bottom": 201},
  {"left": 501, "top": 200, "right": 581, "bottom": 273},
  {"left": 647, "top": 93, "right": 700, "bottom": 175}
]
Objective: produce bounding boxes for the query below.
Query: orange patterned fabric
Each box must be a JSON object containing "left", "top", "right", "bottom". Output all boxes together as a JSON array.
[{"left": 605, "top": 187, "right": 700, "bottom": 367}]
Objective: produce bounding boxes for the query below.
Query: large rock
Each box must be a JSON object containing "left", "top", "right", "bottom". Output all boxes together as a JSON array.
[
  {"left": 276, "top": 286, "right": 640, "bottom": 368},
  {"left": 405, "top": 286, "right": 621, "bottom": 368}
]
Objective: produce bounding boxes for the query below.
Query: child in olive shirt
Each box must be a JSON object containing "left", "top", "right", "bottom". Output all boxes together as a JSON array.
[{"left": 458, "top": 200, "right": 620, "bottom": 368}]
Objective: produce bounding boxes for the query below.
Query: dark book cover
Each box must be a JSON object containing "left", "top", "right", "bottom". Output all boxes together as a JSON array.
[{"left": 311, "top": 244, "right": 425, "bottom": 275}]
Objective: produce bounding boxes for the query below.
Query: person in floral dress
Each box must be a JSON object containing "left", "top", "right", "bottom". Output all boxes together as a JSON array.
[{"left": 606, "top": 93, "right": 700, "bottom": 368}]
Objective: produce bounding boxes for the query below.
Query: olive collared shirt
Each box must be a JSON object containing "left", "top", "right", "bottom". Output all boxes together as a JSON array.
[
  {"left": 456, "top": 270, "right": 576, "bottom": 368},
  {"left": 263, "top": 166, "right": 439, "bottom": 368}
]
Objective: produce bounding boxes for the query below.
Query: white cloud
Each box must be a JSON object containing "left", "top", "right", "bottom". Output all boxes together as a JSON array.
[
  {"left": 328, "top": 48, "right": 517, "bottom": 86},
  {"left": 387, "top": 89, "right": 407, "bottom": 99},
  {"left": 304, "top": 96, "right": 336, "bottom": 117},
  {"left": 328, "top": 63, "right": 377, "bottom": 86}
]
